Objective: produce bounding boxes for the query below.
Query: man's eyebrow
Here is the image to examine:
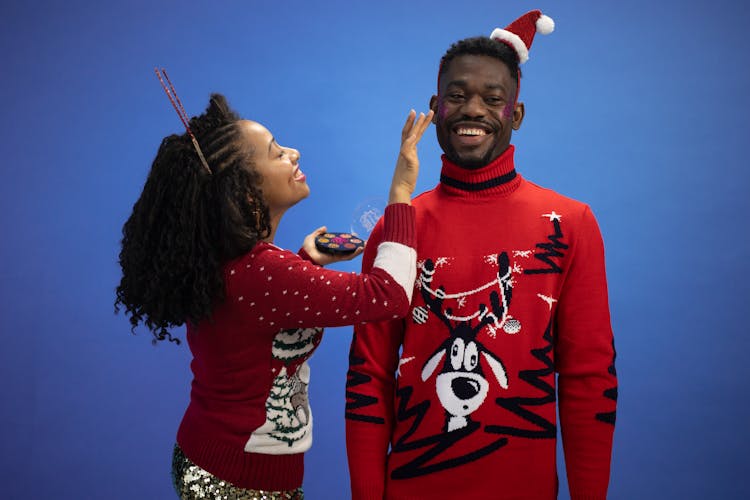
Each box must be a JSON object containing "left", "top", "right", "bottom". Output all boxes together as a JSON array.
[
  {"left": 445, "top": 81, "right": 509, "bottom": 93},
  {"left": 445, "top": 79, "right": 467, "bottom": 88},
  {"left": 268, "top": 138, "right": 276, "bottom": 156},
  {"left": 485, "top": 83, "right": 507, "bottom": 91}
]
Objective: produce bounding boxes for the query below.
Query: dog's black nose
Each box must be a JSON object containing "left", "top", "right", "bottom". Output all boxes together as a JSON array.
[{"left": 452, "top": 377, "right": 480, "bottom": 399}]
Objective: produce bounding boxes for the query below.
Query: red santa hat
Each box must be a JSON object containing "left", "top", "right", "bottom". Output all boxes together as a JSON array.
[{"left": 489, "top": 10, "right": 554, "bottom": 65}]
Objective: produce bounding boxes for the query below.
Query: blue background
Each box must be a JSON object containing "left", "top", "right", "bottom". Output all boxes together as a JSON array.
[{"left": 1, "top": 0, "right": 748, "bottom": 498}]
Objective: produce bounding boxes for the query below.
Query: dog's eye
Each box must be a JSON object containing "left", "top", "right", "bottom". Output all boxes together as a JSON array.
[
  {"left": 464, "top": 342, "right": 479, "bottom": 371},
  {"left": 450, "top": 339, "right": 465, "bottom": 370}
]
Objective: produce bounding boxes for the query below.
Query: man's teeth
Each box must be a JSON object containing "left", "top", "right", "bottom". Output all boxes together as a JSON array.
[{"left": 456, "top": 128, "right": 487, "bottom": 136}]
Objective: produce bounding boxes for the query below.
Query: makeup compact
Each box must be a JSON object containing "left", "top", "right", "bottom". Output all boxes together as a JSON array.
[{"left": 315, "top": 232, "right": 365, "bottom": 255}]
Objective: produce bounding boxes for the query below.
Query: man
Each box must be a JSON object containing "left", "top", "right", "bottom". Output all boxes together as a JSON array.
[{"left": 345, "top": 10, "right": 617, "bottom": 500}]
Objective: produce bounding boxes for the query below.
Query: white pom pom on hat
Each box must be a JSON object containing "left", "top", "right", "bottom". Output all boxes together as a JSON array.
[
  {"left": 535, "top": 14, "right": 555, "bottom": 35},
  {"left": 489, "top": 10, "right": 554, "bottom": 64}
]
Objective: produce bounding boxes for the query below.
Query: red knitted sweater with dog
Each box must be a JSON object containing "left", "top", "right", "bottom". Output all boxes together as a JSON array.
[{"left": 346, "top": 146, "right": 617, "bottom": 500}]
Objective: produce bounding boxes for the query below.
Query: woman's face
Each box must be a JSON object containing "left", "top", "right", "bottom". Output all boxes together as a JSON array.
[{"left": 239, "top": 120, "right": 310, "bottom": 216}]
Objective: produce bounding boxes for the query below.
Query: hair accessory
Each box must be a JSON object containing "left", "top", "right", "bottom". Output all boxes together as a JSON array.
[
  {"left": 154, "top": 67, "right": 212, "bottom": 174},
  {"left": 489, "top": 10, "right": 554, "bottom": 65}
]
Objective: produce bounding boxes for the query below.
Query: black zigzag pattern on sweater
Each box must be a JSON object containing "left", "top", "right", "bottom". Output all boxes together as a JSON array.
[
  {"left": 389, "top": 386, "right": 508, "bottom": 480},
  {"left": 596, "top": 340, "right": 618, "bottom": 425},
  {"left": 345, "top": 337, "right": 385, "bottom": 424},
  {"left": 486, "top": 319, "right": 556, "bottom": 439},
  {"left": 524, "top": 219, "right": 567, "bottom": 274}
]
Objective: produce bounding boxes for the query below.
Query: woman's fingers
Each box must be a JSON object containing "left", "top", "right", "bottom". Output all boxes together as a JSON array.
[
  {"left": 401, "top": 109, "right": 417, "bottom": 142},
  {"left": 344, "top": 246, "right": 366, "bottom": 260},
  {"left": 405, "top": 110, "right": 434, "bottom": 144},
  {"left": 389, "top": 108, "right": 433, "bottom": 205},
  {"left": 402, "top": 110, "right": 434, "bottom": 149},
  {"left": 416, "top": 110, "right": 434, "bottom": 138}
]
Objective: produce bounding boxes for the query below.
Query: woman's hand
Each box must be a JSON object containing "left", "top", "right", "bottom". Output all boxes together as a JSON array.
[
  {"left": 389, "top": 109, "right": 434, "bottom": 205},
  {"left": 301, "top": 226, "right": 365, "bottom": 266}
]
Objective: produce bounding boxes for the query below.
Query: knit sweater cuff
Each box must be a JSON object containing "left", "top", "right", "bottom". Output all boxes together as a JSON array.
[
  {"left": 297, "top": 247, "right": 315, "bottom": 262},
  {"left": 380, "top": 203, "right": 416, "bottom": 248}
]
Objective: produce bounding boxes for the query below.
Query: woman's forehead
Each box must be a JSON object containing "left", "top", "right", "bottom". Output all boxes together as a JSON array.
[{"left": 239, "top": 120, "right": 270, "bottom": 138}]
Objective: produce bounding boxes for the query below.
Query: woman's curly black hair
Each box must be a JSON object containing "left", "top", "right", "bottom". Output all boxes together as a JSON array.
[{"left": 115, "top": 94, "right": 271, "bottom": 344}]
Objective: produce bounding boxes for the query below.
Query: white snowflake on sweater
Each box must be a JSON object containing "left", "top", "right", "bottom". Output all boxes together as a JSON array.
[{"left": 434, "top": 257, "right": 451, "bottom": 268}]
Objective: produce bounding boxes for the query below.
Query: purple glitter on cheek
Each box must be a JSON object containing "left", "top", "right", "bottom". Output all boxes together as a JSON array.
[
  {"left": 438, "top": 102, "right": 448, "bottom": 120},
  {"left": 502, "top": 102, "right": 514, "bottom": 120}
]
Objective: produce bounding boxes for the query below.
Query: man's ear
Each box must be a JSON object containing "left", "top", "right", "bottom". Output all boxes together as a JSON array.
[
  {"left": 512, "top": 101, "right": 525, "bottom": 130},
  {"left": 429, "top": 95, "right": 438, "bottom": 124}
]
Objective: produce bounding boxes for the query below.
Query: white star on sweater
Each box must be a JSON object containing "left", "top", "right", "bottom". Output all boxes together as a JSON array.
[
  {"left": 542, "top": 211, "right": 562, "bottom": 222},
  {"left": 537, "top": 293, "right": 558, "bottom": 310}
]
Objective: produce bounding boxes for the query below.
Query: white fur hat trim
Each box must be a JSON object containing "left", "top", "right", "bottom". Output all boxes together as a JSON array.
[{"left": 489, "top": 28, "right": 529, "bottom": 64}]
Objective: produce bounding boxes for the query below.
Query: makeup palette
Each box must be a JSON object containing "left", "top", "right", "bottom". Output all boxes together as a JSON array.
[{"left": 315, "top": 232, "right": 365, "bottom": 255}]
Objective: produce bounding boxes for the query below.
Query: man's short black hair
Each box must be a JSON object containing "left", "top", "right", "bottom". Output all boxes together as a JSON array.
[{"left": 438, "top": 36, "right": 520, "bottom": 86}]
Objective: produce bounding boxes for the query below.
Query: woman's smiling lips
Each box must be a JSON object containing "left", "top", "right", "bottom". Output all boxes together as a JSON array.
[{"left": 293, "top": 166, "right": 306, "bottom": 182}]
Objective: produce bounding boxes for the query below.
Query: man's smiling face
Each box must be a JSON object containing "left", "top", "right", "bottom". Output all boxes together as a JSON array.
[{"left": 430, "top": 54, "right": 524, "bottom": 169}]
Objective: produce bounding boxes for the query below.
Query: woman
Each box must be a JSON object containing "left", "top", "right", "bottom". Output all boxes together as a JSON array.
[{"left": 115, "top": 93, "right": 432, "bottom": 498}]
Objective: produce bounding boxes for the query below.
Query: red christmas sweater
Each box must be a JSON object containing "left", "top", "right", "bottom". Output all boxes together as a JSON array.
[
  {"left": 346, "top": 146, "right": 617, "bottom": 500},
  {"left": 176, "top": 203, "right": 417, "bottom": 491}
]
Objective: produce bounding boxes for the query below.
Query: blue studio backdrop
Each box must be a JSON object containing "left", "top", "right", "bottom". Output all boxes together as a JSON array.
[{"left": 1, "top": 0, "right": 749, "bottom": 498}]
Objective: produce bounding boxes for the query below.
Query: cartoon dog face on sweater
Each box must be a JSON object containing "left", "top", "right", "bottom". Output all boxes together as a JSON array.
[{"left": 416, "top": 253, "right": 513, "bottom": 432}]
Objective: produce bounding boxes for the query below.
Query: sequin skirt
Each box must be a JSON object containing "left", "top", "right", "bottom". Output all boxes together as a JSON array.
[{"left": 171, "top": 444, "right": 304, "bottom": 500}]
